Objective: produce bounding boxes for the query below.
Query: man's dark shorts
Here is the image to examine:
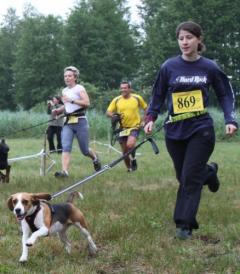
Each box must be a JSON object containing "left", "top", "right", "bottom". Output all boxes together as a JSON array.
[{"left": 118, "top": 129, "right": 140, "bottom": 144}]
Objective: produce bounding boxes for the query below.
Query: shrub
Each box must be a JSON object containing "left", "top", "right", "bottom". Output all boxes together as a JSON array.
[{"left": 0, "top": 108, "right": 239, "bottom": 141}]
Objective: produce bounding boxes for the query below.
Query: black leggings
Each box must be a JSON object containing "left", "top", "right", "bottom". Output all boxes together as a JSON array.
[
  {"left": 47, "top": 126, "right": 62, "bottom": 151},
  {"left": 165, "top": 127, "right": 216, "bottom": 230}
]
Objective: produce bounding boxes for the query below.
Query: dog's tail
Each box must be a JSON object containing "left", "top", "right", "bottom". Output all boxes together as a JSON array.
[{"left": 66, "top": 191, "right": 84, "bottom": 203}]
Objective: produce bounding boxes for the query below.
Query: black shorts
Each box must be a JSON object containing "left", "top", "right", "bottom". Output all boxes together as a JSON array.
[{"left": 118, "top": 129, "right": 140, "bottom": 144}]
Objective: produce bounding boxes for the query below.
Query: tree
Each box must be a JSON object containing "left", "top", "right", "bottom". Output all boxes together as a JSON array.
[
  {"left": 138, "top": 0, "right": 178, "bottom": 87},
  {"left": 63, "top": 0, "right": 138, "bottom": 89},
  {"left": 0, "top": 8, "right": 20, "bottom": 110},
  {"left": 140, "top": 0, "right": 240, "bottom": 107},
  {"left": 14, "top": 6, "right": 64, "bottom": 109}
]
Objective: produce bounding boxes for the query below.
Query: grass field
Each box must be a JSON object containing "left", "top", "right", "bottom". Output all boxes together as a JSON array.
[{"left": 0, "top": 138, "right": 240, "bottom": 274}]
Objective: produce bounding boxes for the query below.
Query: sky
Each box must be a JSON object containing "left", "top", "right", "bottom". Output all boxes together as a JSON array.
[{"left": 0, "top": 0, "right": 142, "bottom": 24}]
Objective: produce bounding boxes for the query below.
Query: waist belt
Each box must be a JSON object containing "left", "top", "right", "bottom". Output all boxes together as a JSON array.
[
  {"left": 118, "top": 126, "right": 140, "bottom": 137},
  {"left": 67, "top": 112, "right": 86, "bottom": 117},
  {"left": 167, "top": 109, "right": 207, "bottom": 123},
  {"left": 64, "top": 112, "right": 86, "bottom": 125}
]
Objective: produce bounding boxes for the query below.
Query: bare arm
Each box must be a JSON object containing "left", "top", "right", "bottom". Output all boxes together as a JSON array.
[
  {"left": 106, "top": 110, "right": 114, "bottom": 118},
  {"left": 140, "top": 109, "right": 147, "bottom": 127},
  {"left": 62, "top": 89, "right": 90, "bottom": 108},
  {"left": 52, "top": 105, "right": 65, "bottom": 116}
]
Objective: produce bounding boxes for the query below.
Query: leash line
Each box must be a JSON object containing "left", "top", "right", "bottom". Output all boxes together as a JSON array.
[
  {"left": 51, "top": 166, "right": 111, "bottom": 199},
  {"left": 1, "top": 114, "right": 66, "bottom": 139},
  {"left": 51, "top": 128, "right": 163, "bottom": 200},
  {"left": 51, "top": 110, "right": 207, "bottom": 199}
]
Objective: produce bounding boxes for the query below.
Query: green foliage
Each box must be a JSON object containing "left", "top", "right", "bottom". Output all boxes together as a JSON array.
[
  {"left": 0, "top": 108, "right": 239, "bottom": 141},
  {"left": 0, "top": 110, "right": 49, "bottom": 138},
  {"left": 64, "top": 0, "right": 138, "bottom": 89},
  {"left": 0, "top": 110, "right": 111, "bottom": 139},
  {"left": 140, "top": 0, "right": 240, "bottom": 104},
  {"left": 13, "top": 13, "right": 64, "bottom": 109},
  {"left": 0, "top": 8, "right": 20, "bottom": 110},
  {"left": 0, "top": 0, "right": 239, "bottom": 110}
]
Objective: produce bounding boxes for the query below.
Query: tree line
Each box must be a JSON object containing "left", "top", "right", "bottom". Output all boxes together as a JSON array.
[{"left": 0, "top": 0, "right": 239, "bottom": 112}]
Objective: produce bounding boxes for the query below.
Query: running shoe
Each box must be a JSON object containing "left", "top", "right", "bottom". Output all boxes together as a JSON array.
[
  {"left": 131, "top": 159, "right": 137, "bottom": 171},
  {"left": 54, "top": 171, "right": 69, "bottom": 178},
  {"left": 93, "top": 157, "right": 101, "bottom": 172},
  {"left": 208, "top": 162, "right": 220, "bottom": 192},
  {"left": 175, "top": 228, "right": 192, "bottom": 240}
]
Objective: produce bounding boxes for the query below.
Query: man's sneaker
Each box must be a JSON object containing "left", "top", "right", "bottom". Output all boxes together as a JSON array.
[
  {"left": 127, "top": 168, "right": 133, "bottom": 172},
  {"left": 54, "top": 171, "right": 69, "bottom": 178},
  {"left": 208, "top": 162, "right": 220, "bottom": 192},
  {"left": 131, "top": 159, "right": 137, "bottom": 171},
  {"left": 93, "top": 157, "right": 101, "bottom": 172},
  {"left": 175, "top": 228, "right": 192, "bottom": 240}
]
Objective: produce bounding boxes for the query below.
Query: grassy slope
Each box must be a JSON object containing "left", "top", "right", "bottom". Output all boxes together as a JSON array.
[{"left": 0, "top": 138, "right": 240, "bottom": 274}]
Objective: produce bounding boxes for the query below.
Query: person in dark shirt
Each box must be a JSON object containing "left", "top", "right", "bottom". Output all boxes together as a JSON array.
[
  {"left": 47, "top": 96, "right": 64, "bottom": 153},
  {"left": 144, "top": 21, "right": 238, "bottom": 240}
]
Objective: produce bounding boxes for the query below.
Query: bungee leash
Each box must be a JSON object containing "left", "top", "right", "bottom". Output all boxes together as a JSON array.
[
  {"left": 50, "top": 133, "right": 162, "bottom": 200},
  {"left": 167, "top": 108, "right": 207, "bottom": 123},
  {"left": 50, "top": 109, "right": 207, "bottom": 199}
]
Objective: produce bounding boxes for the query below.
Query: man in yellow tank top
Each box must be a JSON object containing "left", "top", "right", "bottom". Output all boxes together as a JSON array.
[{"left": 106, "top": 81, "right": 147, "bottom": 172}]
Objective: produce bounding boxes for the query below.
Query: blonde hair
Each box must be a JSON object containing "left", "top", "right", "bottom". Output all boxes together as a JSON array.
[{"left": 64, "top": 66, "right": 80, "bottom": 79}]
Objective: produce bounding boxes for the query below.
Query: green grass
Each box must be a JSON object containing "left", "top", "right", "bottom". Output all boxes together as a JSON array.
[{"left": 1, "top": 138, "right": 240, "bottom": 273}]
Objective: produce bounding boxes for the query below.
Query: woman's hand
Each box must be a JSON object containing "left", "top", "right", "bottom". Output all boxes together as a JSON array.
[
  {"left": 52, "top": 106, "right": 64, "bottom": 116},
  {"left": 52, "top": 109, "right": 58, "bottom": 116},
  {"left": 144, "top": 121, "right": 154, "bottom": 134},
  {"left": 226, "top": 124, "right": 237, "bottom": 136}
]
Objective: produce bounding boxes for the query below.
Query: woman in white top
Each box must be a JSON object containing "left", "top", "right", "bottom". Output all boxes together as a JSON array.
[{"left": 53, "top": 66, "right": 101, "bottom": 177}]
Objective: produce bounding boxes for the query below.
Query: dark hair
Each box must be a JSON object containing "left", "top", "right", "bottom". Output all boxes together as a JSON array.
[
  {"left": 53, "top": 95, "right": 63, "bottom": 104},
  {"left": 120, "top": 81, "right": 131, "bottom": 88},
  {"left": 53, "top": 95, "right": 61, "bottom": 101},
  {"left": 176, "top": 21, "right": 206, "bottom": 53}
]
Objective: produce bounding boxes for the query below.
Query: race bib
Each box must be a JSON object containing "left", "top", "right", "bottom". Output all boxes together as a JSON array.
[
  {"left": 172, "top": 90, "right": 204, "bottom": 114},
  {"left": 119, "top": 128, "right": 132, "bottom": 137},
  {"left": 67, "top": 116, "right": 78, "bottom": 124}
]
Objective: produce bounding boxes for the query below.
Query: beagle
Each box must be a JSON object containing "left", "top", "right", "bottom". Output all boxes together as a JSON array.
[{"left": 7, "top": 192, "right": 97, "bottom": 262}]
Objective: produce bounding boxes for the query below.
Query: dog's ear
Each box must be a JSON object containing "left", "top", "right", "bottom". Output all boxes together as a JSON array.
[
  {"left": 33, "top": 193, "right": 52, "bottom": 201},
  {"left": 7, "top": 196, "right": 14, "bottom": 211}
]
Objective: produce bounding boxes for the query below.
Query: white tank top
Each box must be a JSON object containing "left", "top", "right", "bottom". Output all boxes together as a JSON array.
[{"left": 62, "top": 84, "right": 86, "bottom": 113}]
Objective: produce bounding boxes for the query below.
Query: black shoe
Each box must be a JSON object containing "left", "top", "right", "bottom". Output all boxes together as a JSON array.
[
  {"left": 131, "top": 159, "right": 137, "bottom": 171},
  {"left": 93, "top": 158, "right": 101, "bottom": 172},
  {"left": 54, "top": 171, "right": 69, "bottom": 178},
  {"left": 175, "top": 228, "right": 192, "bottom": 240},
  {"left": 208, "top": 162, "right": 220, "bottom": 192}
]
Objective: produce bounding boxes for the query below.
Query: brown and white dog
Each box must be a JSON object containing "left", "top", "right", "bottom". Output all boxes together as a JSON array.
[{"left": 7, "top": 192, "right": 97, "bottom": 262}]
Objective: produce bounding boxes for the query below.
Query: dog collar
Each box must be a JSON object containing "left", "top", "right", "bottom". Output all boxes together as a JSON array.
[{"left": 25, "top": 204, "right": 41, "bottom": 232}]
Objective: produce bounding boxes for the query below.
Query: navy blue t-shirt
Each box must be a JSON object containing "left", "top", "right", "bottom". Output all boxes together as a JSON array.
[{"left": 147, "top": 55, "right": 238, "bottom": 139}]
